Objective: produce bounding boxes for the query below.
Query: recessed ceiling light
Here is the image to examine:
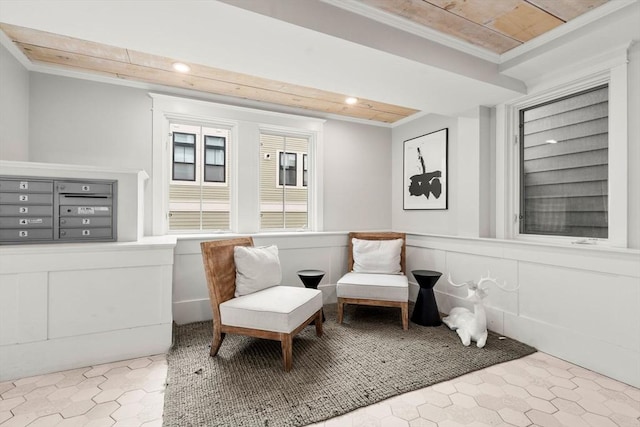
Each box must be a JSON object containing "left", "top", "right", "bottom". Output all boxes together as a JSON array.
[
  {"left": 546, "top": 139, "right": 558, "bottom": 144},
  {"left": 172, "top": 62, "right": 191, "bottom": 73},
  {"left": 345, "top": 97, "right": 358, "bottom": 105}
]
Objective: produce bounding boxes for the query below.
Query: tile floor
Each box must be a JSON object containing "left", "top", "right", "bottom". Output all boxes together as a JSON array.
[{"left": 1, "top": 352, "right": 638, "bottom": 427}]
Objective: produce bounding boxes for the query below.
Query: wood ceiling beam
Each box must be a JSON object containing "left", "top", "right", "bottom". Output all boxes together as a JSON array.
[{"left": 1, "top": 23, "right": 418, "bottom": 124}]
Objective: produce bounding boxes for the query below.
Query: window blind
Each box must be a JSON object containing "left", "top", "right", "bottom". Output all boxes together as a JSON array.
[{"left": 520, "top": 85, "right": 608, "bottom": 238}]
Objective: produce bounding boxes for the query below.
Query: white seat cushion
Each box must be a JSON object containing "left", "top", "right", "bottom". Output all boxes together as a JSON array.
[
  {"left": 220, "top": 285, "right": 322, "bottom": 333},
  {"left": 337, "top": 272, "right": 408, "bottom": 302}
]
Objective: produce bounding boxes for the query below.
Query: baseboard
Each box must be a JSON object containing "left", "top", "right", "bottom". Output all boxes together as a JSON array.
[
  {"left": 0, "top": 323, "right": 172, "bottom": 381},
  {"left": 173, "top": 299, "right": 214, "bottom": 325}
]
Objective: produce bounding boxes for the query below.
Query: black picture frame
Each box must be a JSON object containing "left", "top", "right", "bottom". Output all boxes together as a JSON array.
[{"left": 403, "top": 128, "right": 448, "bottom": 210}]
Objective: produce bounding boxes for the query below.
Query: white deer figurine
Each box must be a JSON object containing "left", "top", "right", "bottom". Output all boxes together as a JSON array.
[{"left": 443, "top": 271, "right": 518, "bottom": 348}]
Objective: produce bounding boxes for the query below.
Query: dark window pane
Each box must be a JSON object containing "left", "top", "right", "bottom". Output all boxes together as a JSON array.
[
  {"left": 520, "top": 85, "right": 608, "bottom": 238},
  {"left": 174, "top": 163, "right": 195, "bottom": 181},
  {"left": 279, "top": 152, "right": 297, "bottom": 186}
]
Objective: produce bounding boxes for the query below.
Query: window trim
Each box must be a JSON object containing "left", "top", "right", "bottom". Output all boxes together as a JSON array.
[
  {"left": 498, "top": 67, "right": 628, "bottom": 248},
  {"left": 150, "top": 93, "right": 324, "bottom": 235}
]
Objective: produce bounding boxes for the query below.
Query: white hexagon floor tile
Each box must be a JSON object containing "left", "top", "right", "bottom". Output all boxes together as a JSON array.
[{"left": 1, "top": 352, "right": 638, "bottom": 427}]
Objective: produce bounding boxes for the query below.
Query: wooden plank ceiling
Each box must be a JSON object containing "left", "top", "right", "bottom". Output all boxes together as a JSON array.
[
  {"left": 0, "top": 23, "right": 418, "bottom": 124},
  {"left": 357, "top": 0, "right": 609, "bottom": 54},
  {"left": 0, "top": 0, "right": 607, "bottom": 122}
]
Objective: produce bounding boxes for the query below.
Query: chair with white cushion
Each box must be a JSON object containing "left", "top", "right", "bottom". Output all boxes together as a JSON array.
[
  {"left": 337, "top": 232, "right": 409, "bottom": 330},
  {"left": 201, "top": 237, "right": 323, "bottom": 371}
]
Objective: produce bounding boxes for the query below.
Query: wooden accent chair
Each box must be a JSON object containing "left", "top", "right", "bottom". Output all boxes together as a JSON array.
[
  {"left": 336, "top": 232, "right": 409, "bottom": 330},
  {"left": 201, "top": 237, "right": 323, "bottom": 371}
]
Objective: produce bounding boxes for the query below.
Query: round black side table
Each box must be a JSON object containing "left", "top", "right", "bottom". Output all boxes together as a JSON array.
[
  {"left": 297, "top": 269, "right": 326, "bottom": 322},
  {"left": 411, "top": 270, "right": 442, "bottom": 326}
]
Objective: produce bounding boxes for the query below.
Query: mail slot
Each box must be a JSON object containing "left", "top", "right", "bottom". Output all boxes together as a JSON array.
[
  {"left": 58, "top": 195, "right": 112, "bottom": 206},
  {"left": 0, "top": 217, "right": 53, "bottom": 228},
  {"left": 59, "top": 228, "right": 113, "bottom": 239},
  {"left": 57, "top": 182, "right": 112, "bottom": 194},
  {"left": 0, "top": 228, "right": 53, "bottom": 241},
  {"left": 0, "top": 176, "right": 117, "bottom": 244},
  {"left": 0, "top": 205, "right": 53, "bottom": 217},
  {"left": 0, "top": 192, "right": 54, "bottom": 205},
  {"left": 0, "top": 179, "right": 53, "bottom": 193},
  {"left": 60, "top": 206, "right": 112, "bottom": 217},
  {"left": 59, "top": 217, "right": 112, "bottom": 228}
]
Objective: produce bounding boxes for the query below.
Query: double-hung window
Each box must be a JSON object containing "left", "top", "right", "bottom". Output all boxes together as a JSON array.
[
  {"left": 260, "top": 133, "right": 310, "bottom": 230},
  {"left": 518, "top": 84, "right": 609, "bottom": 239},
  {"left": 168, "top": 123, "right": 230, "bottom": 231}
]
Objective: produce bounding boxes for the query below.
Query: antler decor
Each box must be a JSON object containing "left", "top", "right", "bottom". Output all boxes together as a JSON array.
[{"left": 443, "top": 271, "right": 519, "bottom": 348}]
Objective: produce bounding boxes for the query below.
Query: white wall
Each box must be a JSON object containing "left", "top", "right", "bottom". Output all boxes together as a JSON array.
[
  {"left": 28, "top": 74, "right": 393, "bottom": 236},
  {"left": 323, "top": 120, "right": 392, "bottom": 231},
  {"left": 28, "top": 73, "right": 155, "bottom": 235},
  {"left": 628, "top": 42, "right": 640, "bottom": 249},
  {"left": 0, "top": 43, "right": 29, "bottom": 161}
]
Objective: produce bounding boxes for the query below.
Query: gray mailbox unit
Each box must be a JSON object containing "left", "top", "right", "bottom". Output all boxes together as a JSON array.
[{"left": 0, "top": 176, "right": 117, "bottom": 244}]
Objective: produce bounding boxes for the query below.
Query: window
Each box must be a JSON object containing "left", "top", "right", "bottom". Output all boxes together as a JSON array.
[
  {"left": 303, "top": 154, "right": 308, "bottom": 187},
  {"left": 279, "top": 152, "right": 297, "bottom": 186},
  {"left": 168, "top": 123, "right": 230, "bottom": 231},
  {"left": 260, "top": 133, "right": 309, "bottom": 230},
  {"left": 204, "top": 135, "right": 225, "bottom": 183},
  {"left": 172, "top": 132, "right": 196, "bottom": 181},
  {"left": 151, "top": 93, "right": 324, "bottom": 235},
  {"left": 519, "top": 85, "right": 608, "bottom": 239}
]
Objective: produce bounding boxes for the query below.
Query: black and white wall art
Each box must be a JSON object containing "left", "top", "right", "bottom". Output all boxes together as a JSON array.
[{"left": 403, "top": 128, "right": 448, "bottom": 210}]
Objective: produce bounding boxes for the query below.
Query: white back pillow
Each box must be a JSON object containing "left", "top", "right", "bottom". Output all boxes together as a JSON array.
[
  {"left": 234, "top": 245, "right": 282, "bottom": 297},
  {"left": 352, "top": 238, "right": 403, "bottom": 274}
]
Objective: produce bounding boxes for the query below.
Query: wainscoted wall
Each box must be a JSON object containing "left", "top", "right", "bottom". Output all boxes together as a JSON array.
[
  {"left": 172, "top": 232, "right": 639, "bottom": 387},
  {"left": 405, "top": 234, "right": 640, "bottom": 388},
  {"left": 0, "top": 237, "right": 176, "bottom": 381}
]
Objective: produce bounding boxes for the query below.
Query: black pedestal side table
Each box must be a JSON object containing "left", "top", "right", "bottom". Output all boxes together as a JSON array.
[
  {"left": 411, "top": 270, "right": 443, "bottom": 326},
  {"left": 297, "top": 269, "right": 326, "bottom": 322}
]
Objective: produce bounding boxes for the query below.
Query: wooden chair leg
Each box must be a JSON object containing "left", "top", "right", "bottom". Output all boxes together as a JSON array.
[
  {"left": 281, "top": 334, "right": 293, "bottom": 372},
  {"left": 401, "top": 302, "right": 409, "bottom": 331},
  {"left": 315, "top": 309, "right": 323, "bottom": 337},
  {"left": 210, "top": 330, "right": 226, "bottom": 356},
  {"left": 337, "top": 298, "right": 344, "bottom": 324}
]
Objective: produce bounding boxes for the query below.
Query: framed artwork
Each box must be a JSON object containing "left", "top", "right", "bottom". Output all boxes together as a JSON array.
[{"left": 403, "top": 128, "right": 448, "bottom": 210}]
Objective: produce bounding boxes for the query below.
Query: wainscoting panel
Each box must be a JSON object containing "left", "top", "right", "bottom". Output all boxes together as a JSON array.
[
  {"left": 406, "top": 233, "right": 640, "bottom": 387},
  {"left": 0, "top": 272, "right": 47, "bottom": 345},
  {"left": 0, "top": 238, "right": 175, "bottom": 381}
]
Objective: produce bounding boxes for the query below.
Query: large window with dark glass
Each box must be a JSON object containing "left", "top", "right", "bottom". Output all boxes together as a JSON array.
[
  {"left": 519, "top": 85, "right": 608, "bottom": 239},
  {"left": 172, "top": 132, "right": 196, "bottom": 181},
  {"left": 204, "top": 135, "right": 225, "bottom": 183},
  {"left": 279, "top": 152, "right": 297, "bottom": 186}
]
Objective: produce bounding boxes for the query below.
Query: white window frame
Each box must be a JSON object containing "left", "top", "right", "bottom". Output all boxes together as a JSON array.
[
  {"left": 497, "top": 64, "right": 628, "bottom": 248},
  {"left": 150, "top": 93, "right": 324, "bottom": 235}
]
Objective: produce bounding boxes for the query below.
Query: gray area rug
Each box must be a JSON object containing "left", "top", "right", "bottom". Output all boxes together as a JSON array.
[{"left": 163, "top": 304, "right": 535, "bottom": 427}]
